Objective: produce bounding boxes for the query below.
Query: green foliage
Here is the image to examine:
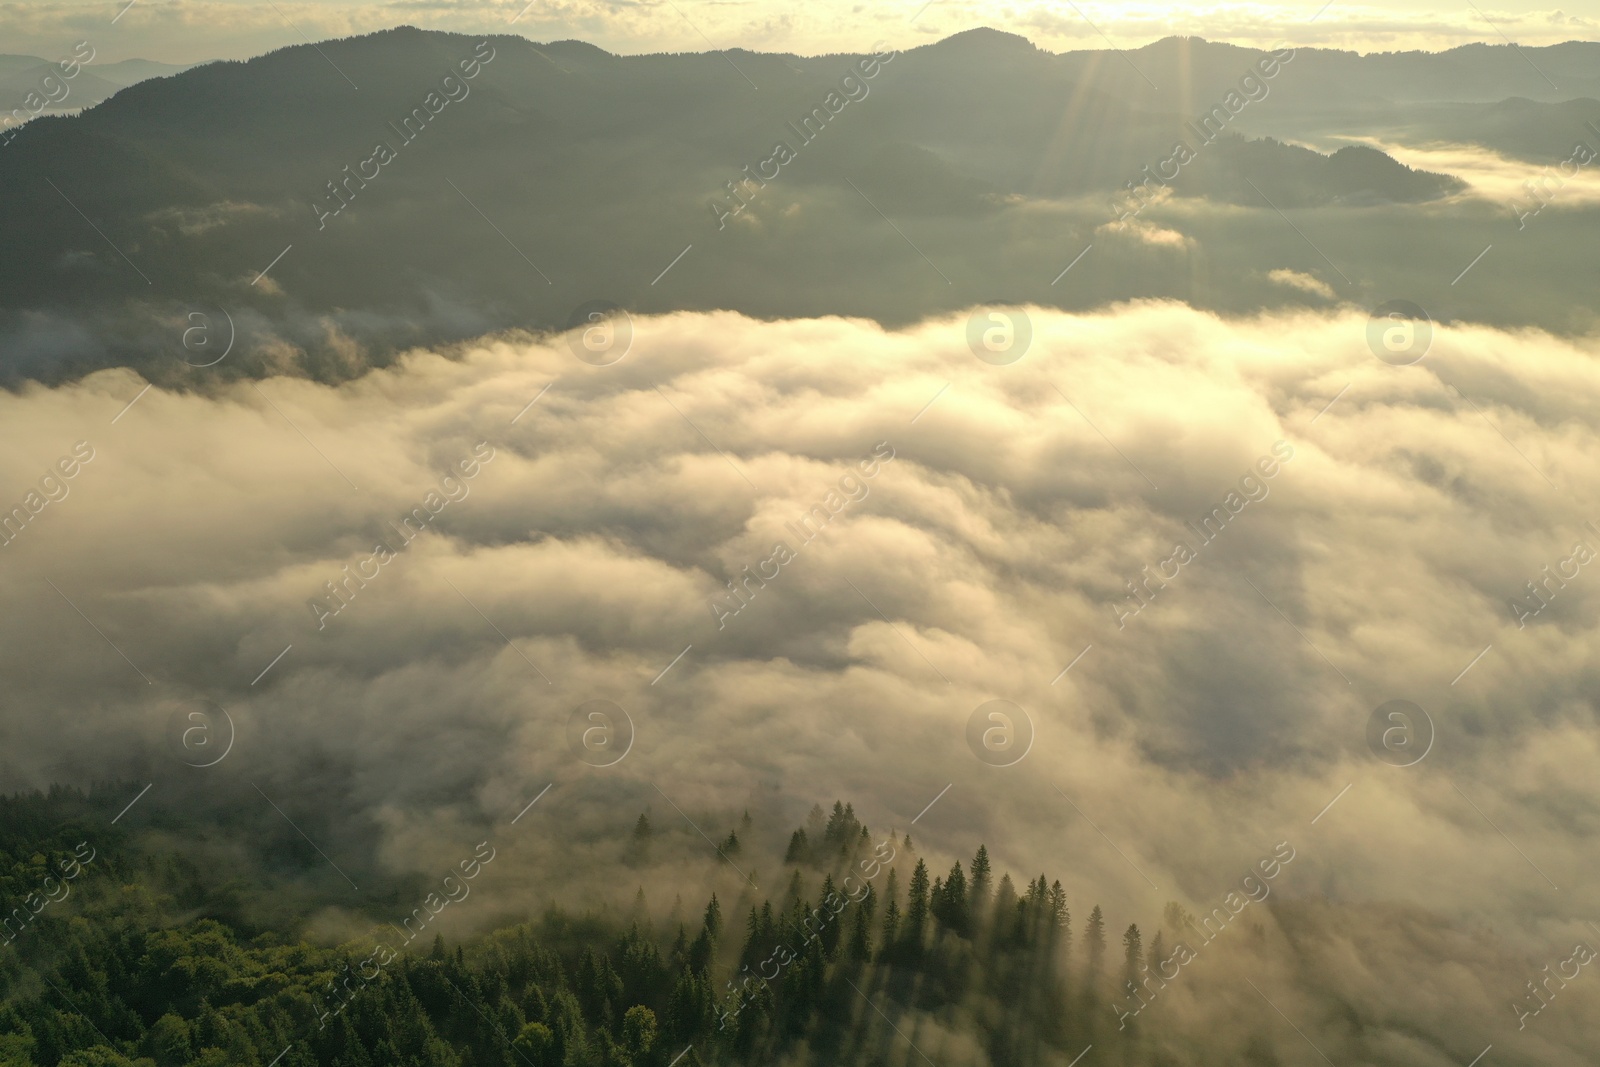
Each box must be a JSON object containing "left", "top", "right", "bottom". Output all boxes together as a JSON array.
[
  {"left": 620, "top": 1006, "right": 655, "bottom": 1060},
  {"left": 0, "top": 792, "right": 1150, "bottom": 1067},
  {"left": 512, "top": 1022, "right": 555, "bottom": 1066}
]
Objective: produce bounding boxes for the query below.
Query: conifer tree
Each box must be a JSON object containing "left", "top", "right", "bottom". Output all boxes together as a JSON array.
[
  {"left": 907, "top": 860, "right": 930, "bottom": 936},
  {"left": 1087, "top": 905, "right": 1107, "bottom": 977},
  {"left": 1122, "top": 924, "right": 1143, "bottom": 988},
  {"left": 687, "top": 929, "right": 713, "bottom": 976},
  {"left": 992, "top": 873, "right": 1018, "bottom": 944},
  {"left": 785, "top": 828, "right": 809, "bottom": 864},
  {"left": 703, "top": 894, "right": 722, "bottom": 940},
  {"left": 939, "top": 860, "right": 969, "bottom": 934},
  {"left": 806, "top": 803, "right": 826, "bottom": 839},
  {"left": 671, "top": 925, "right": 690, "bottom": 970},
  {"left": 1048, "top": 880, "right": 1068, "bottom": 946},
  {"left": 878, "top": 898, "right": 901, "bottom": 960},
  {"left": 970, "top": 844, "right": 991, "bottom": 903},
  {"left": 848, "top": 897, "right": 873, "bottom": 961},
  {"left": 741, "top": 907, "right": 761, "bottom": 966},
  {"left": 825, "top": 800, "right": 849, "bottom": 845},
  {"left": 819, "top": 875, "right": 844, "bottom": 956},
  {"left": 631, "top": 886, "right": 650, "bottom": 933}
]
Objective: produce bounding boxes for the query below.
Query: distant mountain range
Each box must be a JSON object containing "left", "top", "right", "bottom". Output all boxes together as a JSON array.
[
  {"left": 0, "top": 27, "right": 1596, "bottom": 384},
  {"left": 1054, "top": 33, "right": 1600, "bottom": 106},
  {"left": 0, "top": 54, "right": 195, "bottom": 120}
]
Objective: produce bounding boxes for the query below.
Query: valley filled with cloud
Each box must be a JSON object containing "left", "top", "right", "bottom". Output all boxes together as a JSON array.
[{"left": 2, "top": 303, "right": 1597, "bottom": 1062}]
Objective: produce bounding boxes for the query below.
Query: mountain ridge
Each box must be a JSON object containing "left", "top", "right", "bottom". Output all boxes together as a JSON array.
[{"left": 0, "top": 24, "right": 1591, "bottom": 387}]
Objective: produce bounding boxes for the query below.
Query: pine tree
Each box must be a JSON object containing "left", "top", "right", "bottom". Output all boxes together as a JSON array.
[
  {"left": 631, "top": 886, "right": 650, "bottom": 932},
  {"left": 825, "top": 800, "right": 849, "bottom": 846},
  {"left": 1162, "top": 901, "right": 1195, "bottom": 935},
  {"left": 906, "top": 859, "right": 930, "bottom": 948},
  {"left": 671, "top": 925, "right": 690, "bottom": 970},
  {"left": 819, "top": 875, "right": 844, "bottom": 956},
  {"left": 1086, "top": 905, "right": 1106, "bottom": 976},
  {"left": 666, "top": 971, "right": 706, "bottom": 1046},
  {"left": 939, "top": 860, "right": 969, "bottom": 935},
  {"left": 970, "top": 845, "right": 991, "bottom": 903},
  {"left": 806, "top": 803, "right": 826, "bottom": 839},
  {"left": 719, "top": 830, "right": 741, "bottom": 855},
  {"left": 741, "top": 906, "right": 761, "bottom": 966},
  {"left": 1020, "top": 876, "right": 1047, "bottom": 943},
  {"left": 633, "top": 813, "right": 652, "bottom": 840},
  {"left": 848, "top": 898, "right": 873, "bottom": 961},
  {"left": 1122, "top": 924, "right": 1143, "bottom": 989},
  {"left": 703, "top": 894, "right": 722, "bottom": 940},
  {"left": 992, "top": 873, "right": 1017, "bottom": 945},
  {"left": 1052, "top": 880, "right": 1072, "bottom": 956},
  {"left": 785, "top": 828, "right": 809, "bottom": 864},
  {"left": 1148, "top": 931, "right": 1166, "bottom": 975},
  {"left": 1048, "top": 881, "right": 1067, "bottom": 935},
  {"left": 687, "top": 929, "right": 713, "bottom": 976},
  {"left": 878, "top": 899, "right": 901, "bottom": 960}
]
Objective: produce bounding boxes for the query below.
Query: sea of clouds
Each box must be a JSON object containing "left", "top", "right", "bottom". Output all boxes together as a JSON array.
[{"left": 1, "top": 302, "right": 1597, "bottom": 1063}]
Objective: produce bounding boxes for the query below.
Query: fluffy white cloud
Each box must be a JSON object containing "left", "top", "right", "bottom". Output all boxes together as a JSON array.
[{"left": 1, "top": 303, "right": 1598, "bottom": 1059}]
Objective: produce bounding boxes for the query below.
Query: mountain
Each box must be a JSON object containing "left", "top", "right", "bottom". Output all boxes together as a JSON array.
[
  {"left": 1414, "top": 95, "right": 1600, "bottom": 161},
  {"left": 1071, "top": 35, "right": 1600, "bottom": 109},
  {"left": 94, "top": 58, "right": 198, "bottom": 88},
  {"left": 0, "top": 54, "right": 195, "bottom": 115},
  {"left": 0, "top": 27, "right": 1593, "bottom": 387}
]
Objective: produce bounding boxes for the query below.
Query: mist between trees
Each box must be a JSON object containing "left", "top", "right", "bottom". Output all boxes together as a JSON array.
[{"left": 0, "top": 790, "right": 1267, "bottom": 1067}]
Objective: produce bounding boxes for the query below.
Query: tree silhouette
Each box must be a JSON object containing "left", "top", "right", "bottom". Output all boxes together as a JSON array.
[
  {"left": 1087, "top": 905, "right": 1107, "bottom": 979},
  {"left": 1122, "top": 924, "right": 1143, "bottom": 990}
]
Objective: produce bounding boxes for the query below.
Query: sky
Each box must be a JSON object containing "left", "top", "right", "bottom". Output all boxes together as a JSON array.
[{"left": 2, "top": 0, "right": 1599, "bottom": 66}]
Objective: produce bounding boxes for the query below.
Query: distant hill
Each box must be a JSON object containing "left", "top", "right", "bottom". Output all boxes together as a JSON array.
[
  {"left": 1413, "top": 96, "right": 1600, "bottom": 161},
  {"left": 1063, "top": 34, "right": 1600, "bottom": 109},
  {"left": 0, "top": 27, "right": 1594, "bottom": 384},
  {"left": 94, "top": 57, "right": 199, "bottom": 88},
  {"left": 0, "top": 54, "right": 197, "bottom": 125}
]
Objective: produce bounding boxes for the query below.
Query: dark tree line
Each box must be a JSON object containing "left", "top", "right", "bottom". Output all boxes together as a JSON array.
[{"left": 0, "top": 792, "right": 1176, "bottom": 1067}]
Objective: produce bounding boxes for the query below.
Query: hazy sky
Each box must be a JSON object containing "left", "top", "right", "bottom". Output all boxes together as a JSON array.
[{"left": 3, "top": 0, "right": 1598, "bottom": 65}]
